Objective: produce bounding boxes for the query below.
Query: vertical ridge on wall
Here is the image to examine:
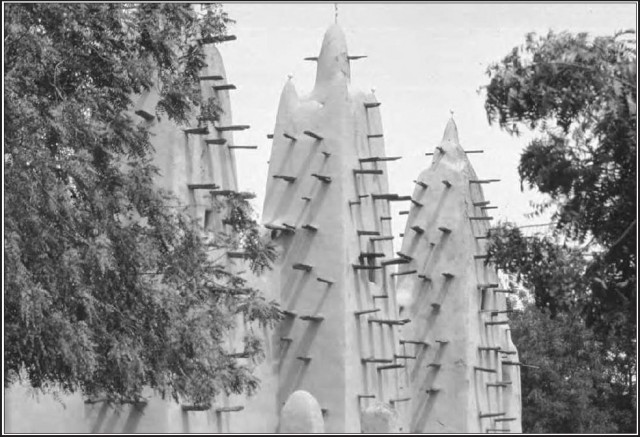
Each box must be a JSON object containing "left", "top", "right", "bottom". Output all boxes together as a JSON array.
[{"left": 395, "top": 118, "right": 522, "bottom": 433}]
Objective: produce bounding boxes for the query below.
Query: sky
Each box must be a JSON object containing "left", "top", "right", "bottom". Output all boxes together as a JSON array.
[{"left": 214, "top": 2, "right": 636, "bottom": 238}]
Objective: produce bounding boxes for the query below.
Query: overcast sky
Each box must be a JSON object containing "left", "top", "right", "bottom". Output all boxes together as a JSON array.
[{"left": 214, "top": 2, "right": 636, "bottom": 238}]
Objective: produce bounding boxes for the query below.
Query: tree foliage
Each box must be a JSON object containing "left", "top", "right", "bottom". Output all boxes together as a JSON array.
[
  {"left": 484, "top": 30, "right": 636, "bottom": 433},
  {"left": 4, "top": 3, "right": 280, "bottom": 406}
]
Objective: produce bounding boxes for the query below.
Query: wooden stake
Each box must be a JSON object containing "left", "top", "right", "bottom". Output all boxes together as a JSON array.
[
  {"left": 283, "top": 132, "right": 297, "bottom": 141},
  {"left": 303, "top": 130, "right": 323, "bottom": 140},
  {"left": 216, "top": 125, "right": 250, "bottom": 132},
  {"left": 354, "top": 308, "right": 381, "bottom": 316}
]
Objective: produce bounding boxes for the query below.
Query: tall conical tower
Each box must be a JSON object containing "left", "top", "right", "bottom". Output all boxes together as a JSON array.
[
  {"left": 395, "top": 118, "right": 522, "bottom": 433},
  {"left": 263, "top": 24, "right": 408, "bottom": 433}
]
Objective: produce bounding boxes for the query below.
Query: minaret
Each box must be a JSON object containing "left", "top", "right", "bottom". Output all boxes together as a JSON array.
[
  {"left": 263, "top": 24, "right": 408, "bottom": 433},
  {"left": 395, "top": 118, "right": 522, "bottom": 433}
]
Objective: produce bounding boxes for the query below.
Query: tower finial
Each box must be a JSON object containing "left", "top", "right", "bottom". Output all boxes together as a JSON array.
[
  {"left": 450, "top": 109, "right": 454, "bottom": 118},
  {"left": 335, "top": 3, "right": 338, "bottom": 23}
]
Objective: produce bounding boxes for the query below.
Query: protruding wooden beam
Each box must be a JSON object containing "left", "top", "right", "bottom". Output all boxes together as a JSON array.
[
  {"left": 349, "top": 200, "right": 361, "bottom": 206},
  {"left": 283, "top": 132, "right": 297, "bottom": 141},
  {"left": 367, "top": 134, "right": 383, "bottom": 139},
  {"left": 381, "top": 258, "right": 410, "bottom": 266},
  {"left": 372, "top": 193, "right": 399, "bottom": 200},
  {"left": 400, "top": 339, "right": 429, "bottom": 346},
  {"left": 378, "top": 364, "right": 404, "bottom": 371},
  {"left": 200, "top": 34, "right": 237, "bottom": 44},
  {"left": 478, "top": 346, "right": 501, "bottom": 351},
  {"left": 348, "top": 55, "right": 367, "bottom": 60},
  {"left": 360, "top": 252, "right": 385, "bottom": 258},
  {"left": 493, "top": 288, "right": 516, "bottom": 294},
  {"left": 311, "top": 173, "right": 332, "bottom": 183},
  {"left": 213, "top": 84, "right": 237, "bottom": 91},
  {"left": 470, "top": 179, "right": 501, "bottom": 184},
  {"left": 418, "top": 274, "right": 432, "bottom": 281},
  {"left": 500, "top": 350, "right": 518, "bottom": 355},
  {"left": 485, "top": 320, "right": 509, "bottom": 326},
  {"left": 199, "top": 74, "right": 224, "bottom": 81},
  {"left": 391, "top": 195, "right": 412, "bottom": 202},
  {"left": 473, "top": 201, "right": 491, "bottom": 207},
  {"left": 135, "top": 109, "right": 155, "bottom": 121},
  {"left": 296, "top": 356, "right": 312, "bottom": 363},
  {"left": 265, "top": 224, "right": 294, "bottom": 233},
  {"left": 438, "top": 226, "right": 452, "bottom": 234},
  {"left": 216, "top": 125, "right": 250, "bottom": 132},
  {"left": 292, "top": 263, "right": 313, "bottom": 272},
  {"left": 282, "top": 310, "right": 297, "bottom": 317},
  {"left": 442, "top": 179, "right": 452, "bottom": 188},
  {"left": 353, "top": 169, "right": 383, "bottom": 175},
  {"left": 372, "top": 294, "right": 389, "bottom": 299},
  {"left": 441, "top": 272, "right": 454, "bottom": 279},
  {"left": 474, "top": 366, "right": 497, "bottom": 373},
  {"left": 427, "top": 363, "right": 441, "bottom": 369},
  {"left": 205, "top": 138, "right": 227, "bottom": 145},
  {"left": 299, "top": 315, "right": 324, "bottom": 322},
  {"left": 389, "top": 397, "right": 411, "bottom": 404},
  {"left": 280, "top": 337, "right": 293, "bottom": 342},
  {"left": 481, "top": 206, "right": 498, "bottom": 210},
  {"left": 358, "top": 394, "right": 376, "bottom": 399},
  {"left": 368, "top": 318, "right": 411, "bottom": 325},
  {"left": 303, "top": 130, "right": 323, "bottom": 140},
  {"left": 479, "top": 412, "right": 506, "bottom": 419},
  {"left": 182, "top": 404, "right": 211, "bottom": 411},
  {"left": 371, "top": 235, "right": 394, "bottom": 242},
  {"left": 352, "top": 264, "right": 382, "bottom": 270},
  {"left": 470, "top": 216, "right": 493, "bottom": 221},
  {"left": 188, "top": 183, "right": 219, "bottom": 190},
  {"left": 431, "top": 303, "right": 441, "bottom": 310},
  {"left": 411, "top": 199, "right": 423, "bottom": 207},
  {"left": 399, "top": 210, "right": 409, "bottom": 215},
  {"left": 364, "top": 101, "right": 381, "bottom": 109},
  {"left": 267, "top": 133, "right": 274, "bottom": 139},
  {"left": 474, "top": 254, "right": 489, "bottom": 260},
  {"left": 184, "top": 127, "right": 208, "bottom": 135},
  {"left": 272, "top": 175, "right": 296, "bottom": 183},
  {"left": 487, "top": 382, "right": 510, "bottom": 388},
  {"left": 411, "top": 225, "right": 425, "bottom": 234},
  {"left": 495, "top": 418, "right": 518, "bottom": 422},
  {"left": 357, "top": 230, "right": 380, "bottom": 236},
  {"left": 316, "top": 277, "right": 334, "bottom": 285},
  {"left": 303, "top": 56, "right": 319, "bottom": 61},
  {"left": 302, "top": 224, "right": 318, "bottom": 232},
  {"left": 394, "top": 354, "right": 416, "bottom": 360},
  {"left": 464, "top": 150, "right": 484, "bottom": 154},
  {"left": 391, "top": 270, "right": 417, "bottom": 277},
  {"left": 435, "top": 340, "right": 449, "bottom": 345},
  {"left": 359, "top": 156, "right": 401, "bottom": 163},
  {"left": 228, "top": 145, "right": 258, "bottom": 150},
  {"left": 380, "top": 216, "right": 391, "bottom": 221},
  {"left": 436, "top": 146, "right": 445, "bottom": 154},
  {"left": 413, "top": 180, "right": 428, "bottom": 189},
  {"left": 321, "top": 151, "right": 331, "bottom": 158},
  {"left": 354, "top": 308, "right": 381, "bottom": 316},
  {"left": 477, "top": 283, "right": 500, "bottom": 289}
]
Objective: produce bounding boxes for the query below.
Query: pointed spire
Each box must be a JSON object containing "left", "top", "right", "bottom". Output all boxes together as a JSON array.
[
  {"left": 441, "top": 117, "right": 459, "bottom": 145},
  {"left": 314, "top": 24, "right": 350, "bottom": 88},
  {"left": 276, "top": 75, "right": 299, "bottom": 118}
]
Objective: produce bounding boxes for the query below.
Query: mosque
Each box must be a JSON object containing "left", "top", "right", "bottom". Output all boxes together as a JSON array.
[{"left": 5, "top": 23, "right": 521, "bottom": 434}]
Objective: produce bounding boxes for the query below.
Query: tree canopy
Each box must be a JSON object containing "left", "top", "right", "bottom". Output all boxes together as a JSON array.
[
  {"left": 5, "top": 3, "right": 280, "bottom": 407},
  {"left": 484, "top": 30, "right": 636, "bottom": 432}
]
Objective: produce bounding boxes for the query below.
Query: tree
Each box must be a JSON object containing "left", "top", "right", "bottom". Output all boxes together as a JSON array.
[
  {"left": 4, "top": 3, "right": 280, "bottom": 407},
  {"left": 483, "top": 30, "right": 636, "bottom": 432}
]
